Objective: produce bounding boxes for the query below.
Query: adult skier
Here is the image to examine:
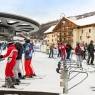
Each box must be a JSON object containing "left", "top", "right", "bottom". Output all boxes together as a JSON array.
[
  {"left": 0, "top": 42, "right": 18, "bottom": 88},
  {"left": 13, "top": 42, "right": 24, "bottom": 85},
  {"left": 23, "top": 39, "right": 36, "bottom": 78}
]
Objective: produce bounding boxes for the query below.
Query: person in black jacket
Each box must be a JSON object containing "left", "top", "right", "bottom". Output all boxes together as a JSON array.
[
  {"left": 66, "top": 43, "right": 72, "bottom": 59},
  {"left": 13, "top": 42, "right": 24, "bottom": 85},
  {"left": 87, "top": 40, "right": 95, "bottom": 65}
]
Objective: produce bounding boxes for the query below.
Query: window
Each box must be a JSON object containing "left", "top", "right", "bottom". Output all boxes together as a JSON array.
[
  {"left": 80, "top": 36, "right": 82, "bottom": 40},
  {"left": 82, "top": 29, "right": 83, "bottom": 33},
  {"left": 68, "top": 30, "right": 73, "bottom": 36},
  {"left": 89, "top": 29, "right": 91, "bottom": 33}
]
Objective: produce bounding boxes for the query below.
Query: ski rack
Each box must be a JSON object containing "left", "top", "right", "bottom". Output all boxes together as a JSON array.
[
  {"left": 60, "top": 59, "right": 88, "bottom": 94},
  {"left": 68, "top": 70, "right": 88, "bottom": 91},
  {"left": 0, "top": 90, "right": 59, "bottom": 95}
]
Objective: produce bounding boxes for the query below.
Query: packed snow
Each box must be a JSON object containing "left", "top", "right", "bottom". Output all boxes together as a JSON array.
[{"left": 0, "top": 51, "right": 95, "bottom": 95}]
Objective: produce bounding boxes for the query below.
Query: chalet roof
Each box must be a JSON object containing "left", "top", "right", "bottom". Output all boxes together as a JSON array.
[
  {"left": 73, "top": 15, "right": 95, "bottom": 26},
  {"left": 62, "top": 15, "right": 95, "bottom": 27},
  {"left": 44, "top": 25, "right": 56, "bottom": 33},
  {"left": 44, "top": 15, "right": 95, "bottom": 34}
]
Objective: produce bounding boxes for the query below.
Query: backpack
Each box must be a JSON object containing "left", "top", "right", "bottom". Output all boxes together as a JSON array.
[{"left": 24, "top": 43, "right": 33, "bottom": 59}]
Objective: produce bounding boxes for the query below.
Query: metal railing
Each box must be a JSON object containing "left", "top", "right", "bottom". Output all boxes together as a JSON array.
[{"left": 59, "top": 59, "right": 88, "bottom": 94}]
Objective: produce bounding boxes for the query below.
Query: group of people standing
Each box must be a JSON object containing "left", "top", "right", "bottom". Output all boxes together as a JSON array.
[
  {"left": 75, "top": 40, "right": 95, "bottom": 67},
  {"left": 0, "top": 39, "right": 36, "bottom": 88},
  {"left": 51, "top": 40, "right": 95, "bottom": 70},
  {"left": 56, "top": 40, "right": 95, "bottom": 73},
  {"left": 49, "top": 42, "right": 72, "bottom": 60}
]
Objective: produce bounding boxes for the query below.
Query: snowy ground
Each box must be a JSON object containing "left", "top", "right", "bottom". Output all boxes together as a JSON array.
[
  {"left": 0, "top": 51, "right": 61, "bottom": 94},
  {"left": 0, "top": 52, "right": 95, "bottom": 95}
]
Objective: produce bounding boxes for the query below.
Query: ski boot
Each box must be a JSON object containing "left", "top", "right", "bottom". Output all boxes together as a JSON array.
[
  {"left": 18, "top": 72, "right": 25, "bottom": 79},
  {"left": 11, "top": 77, "right": 20, "bottom": 85},
  {"left": 2, "top": 77, "right": 15, "bottom": 88}
]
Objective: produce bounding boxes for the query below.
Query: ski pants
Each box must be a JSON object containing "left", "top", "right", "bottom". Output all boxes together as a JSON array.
[
  {"left": 76, "top": 55, "right": 82, "bottom": 66},
  {"left": 87, "top": 53, "right": 94, "bottom": 64},
  {"left": 24, "top": 59, "right": 35, "bottom": 77},
  {"left": 5, "top": 60, "right": 16, "bottom": 78},
  {"left": 14, "top": 59, "right": 22, "bottom": 79}
]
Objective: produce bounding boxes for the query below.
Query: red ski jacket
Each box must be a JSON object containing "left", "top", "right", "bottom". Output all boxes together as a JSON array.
[{"left": 2, "top": 44, "right": 18, "bottom": 63}]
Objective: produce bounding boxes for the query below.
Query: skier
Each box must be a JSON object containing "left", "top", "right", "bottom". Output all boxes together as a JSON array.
[
  {"left": 13, "top": 42, "right": 24, "bottom": 85},
  {"left": 0, "top": 42, "right": 18, "bottom": 88},
  {"left": 23, "top": 39, "right": 36, "bottom": 78}
]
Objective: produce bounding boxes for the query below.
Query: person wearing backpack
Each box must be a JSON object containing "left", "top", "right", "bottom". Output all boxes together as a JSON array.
[{"left": 23, "top": 39, "right": 36, "bottom": 78}]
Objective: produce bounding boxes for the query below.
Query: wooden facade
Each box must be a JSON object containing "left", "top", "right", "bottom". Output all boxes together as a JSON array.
[
  {"left": 44, "top": 17, "right": 77, "bottom": 46},
  {"left": 44, "top": 16, "right": 95, "bottom": 47},
  {"left": 53, "top": 17, "right": 77, "bottom": 44}
]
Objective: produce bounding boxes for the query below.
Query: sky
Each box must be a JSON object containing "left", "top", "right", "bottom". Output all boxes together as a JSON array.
[{"left": 0, "top": 0, "right": 95, "bottom": 24}]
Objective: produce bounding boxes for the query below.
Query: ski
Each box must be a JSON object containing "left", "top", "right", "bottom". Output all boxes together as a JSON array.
[
  {"left": 0, "top": 85, "right": 24, "bottom": 90},
  {"left": 24, "top": 74, "right": 46, "bottom": 80}
]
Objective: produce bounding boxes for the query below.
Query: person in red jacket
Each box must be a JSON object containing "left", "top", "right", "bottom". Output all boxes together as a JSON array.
[
  {"left": 75, "top": 43, "right": 83, "bottom": 67},
  {"left": 0, "top": 42, "right": 18, "bottom": 88},
  {"left": 60, "top": 42, "right": 66, "bottom": 61},
  {"left": 56, "top": 42, "right": 66, "bottom": 73}
]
